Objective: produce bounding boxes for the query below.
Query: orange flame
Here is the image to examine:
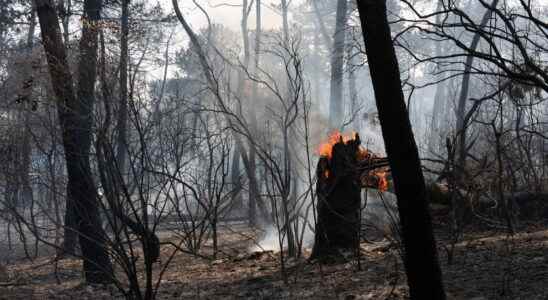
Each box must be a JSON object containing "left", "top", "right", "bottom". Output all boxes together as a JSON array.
[
  {"left": 317, "top": 130, "right": 389, "bottom": 191},
  {"left": 375, "top": 171, "right": 389, "bottom": 192},
  {"left": 357, "top": 146, "right": 369, "bottom": 161},
  {"left": 360, "top": 169, "right": 389, "bottom": 192},
  {"left": 316, "top": 131, "right": 357, "bottom": 159}
]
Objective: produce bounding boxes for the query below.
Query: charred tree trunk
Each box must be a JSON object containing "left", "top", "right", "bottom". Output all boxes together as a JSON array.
[
  {"left": 35, "top": 0, "right": 113, "bottom": 284},
  {"left": 356, "top": 1, "right": 445, "bottom": 299},
  {"left": 311, "top": 137, "right": 361, "bottom": 259},
  {"left": 62, "top": 189, "right": 78, "bottom": 254},
  {"left": 230, "top": 144, "right": 243, "bottom": 210},
  {"left": 239, "top": 138, "right": 270, "bottom": 223},
  {"left": 237, "top": 0, "right": 264, "bottom": 227}
]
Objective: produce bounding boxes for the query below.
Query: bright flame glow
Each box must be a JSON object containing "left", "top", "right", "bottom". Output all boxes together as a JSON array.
[
  {"left": 316, "top": 130, "right": 389, "bottom": 192},
  {"left": 316, "top": 131, "right": 357, "bottom": 159},
  {"left": 375, "top": 171, "right": 389, "bottom": 192}
]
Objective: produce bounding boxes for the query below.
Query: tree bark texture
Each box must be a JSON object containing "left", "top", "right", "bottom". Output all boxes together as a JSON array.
[
  {"left": 116, "top": 0, "right": 129, "bottom": 173},
  {"left": 356, "top": 1, "right": 446, "bottom": 299},
  {"left": 311, "top": 138, "right": 361, "bottom": 259},
  {"left": 329, "top": 0, "right": 348, "bottom": 129},
  {"left": 35, "top": 0, "right": 113, "bottom": 284}
]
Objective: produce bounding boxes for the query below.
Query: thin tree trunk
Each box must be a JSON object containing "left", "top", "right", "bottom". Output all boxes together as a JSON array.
[
  {"left": 455, "top": 0, "right": 499, "bottom": 177},
  {"left": 347, "top": 45, "right": 359, "bottom": 131},
  {"left": 61, "top": 0, "right": 71, "bottom": 46},
  {"left": 429, "top": 80, "right": 447, "bottom": 152},
  {"left": 116, "top": 0, "right": 129, "bottom": 173},
  {"left": 280, "top": 0, "right": 297, "bottom": 256},
  {"left": 238, "top": 0, "right": 263, "bottom": 227},
  {"left": 311, "top": 0, "right": 332, "bottom": 49},
  {"left": 153, "top": 30, "right": 174, "bottom": 125},
  {"left": 329, "top": 0, "right": 348, "bottom": 129},
  {"left": 240, "top": 0, "right": 253, "bottom": 225},
  {"left": 356, "top": 1, "right": 446, "bottom": 299},
  {"left": 230, "top": 144, "right": 243, "bottom": 210},
  {"left": 248, "top": 0, "right": 261, "bottom": 226},
  {"left": 313, "top": 31, "right": 320, "bottom": 107},
  {"left": 281, "top": 0, "right": 289, "bottom": 44},
  {"left": 428, "top": 0, "right": 448, "bottom": 153},
  {"left": 50, "top": 150, "right": 62, "bottom": 246},
  {"left": 20, "top": 2, "right": 37, "bottom": 210},
  {"left": 238, "top": 139, "right": 270, "bottom": 221}
]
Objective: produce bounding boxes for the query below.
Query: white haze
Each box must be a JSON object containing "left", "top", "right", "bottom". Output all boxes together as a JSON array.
[
  {"left": 250, "top": 191, "right": 399, "bottom": 253},
  {"left": 250, "top": 224, "right": 315, "bottom": 253}
]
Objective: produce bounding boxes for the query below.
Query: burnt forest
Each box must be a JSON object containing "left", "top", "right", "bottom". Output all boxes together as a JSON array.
[{"left": 0, "top": 0, "right": 546, "bottom": 299}]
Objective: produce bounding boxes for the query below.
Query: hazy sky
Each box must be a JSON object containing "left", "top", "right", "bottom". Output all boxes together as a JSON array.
[
  {"left": 169, "top": 0, "right": 294, "bottom": 32},
  {"left": 146, "top": 0, "right": 302, "bottom": 79}
]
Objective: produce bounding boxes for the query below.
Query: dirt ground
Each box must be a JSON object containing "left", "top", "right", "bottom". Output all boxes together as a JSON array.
[{"left": 0, "top": 221, "right": 547, "bottom": 299}]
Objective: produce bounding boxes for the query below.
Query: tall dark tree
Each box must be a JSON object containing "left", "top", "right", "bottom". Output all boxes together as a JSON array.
[
  {"left": 355, "top": 0, "right": 446, "bottom": 299},
  {"left": 35, "top": 0, "right": 113, "bottom": 283}
]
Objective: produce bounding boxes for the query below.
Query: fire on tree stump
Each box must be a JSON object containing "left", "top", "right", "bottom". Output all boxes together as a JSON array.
[{"left": 310, "top": 131, "right": 389, "bottom": 260}]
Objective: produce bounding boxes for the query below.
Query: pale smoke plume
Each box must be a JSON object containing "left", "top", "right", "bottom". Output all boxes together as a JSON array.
[
  {"left": 249, "top": 192, "right": 398, "bottom": 253},
  {"left": 363, "top": 190, "right": 398, "bottom": 231},
  {"left": 359, "top": 121, "right": 386, "bottom": 156},
  {"left": 249, "top": 224, "right": 314, "bottom": 253},
  {"left": 250, "top": 226, "right": 281, "bottom": 252}
]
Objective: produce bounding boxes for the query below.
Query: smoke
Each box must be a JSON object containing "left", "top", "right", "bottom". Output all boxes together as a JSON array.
[
  {"left": 249, "top": 224, "right": 315, "bottom": 253},
  {"left": 359, "top": 121, "right": 386, "bottom": 156},
  {"left": 249, "top": 226, "right": 281, "bottom": 252},
  {"left": 248, "top": 191, "right": 398, "bottom": 253},
  {"left": 362, "top": 190, "right": 399, "bottom": 237}
]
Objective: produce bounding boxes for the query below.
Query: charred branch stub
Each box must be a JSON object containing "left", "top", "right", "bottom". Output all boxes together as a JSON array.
[{"left": 311, "top": 132, "right": 390, "bottom": 261}]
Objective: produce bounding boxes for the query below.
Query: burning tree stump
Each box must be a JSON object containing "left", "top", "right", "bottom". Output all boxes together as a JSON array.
[
  {"left": 311, "top": 132, "right": 390, "bottom": 260},
  {"left": 311, "top": 134, "right": 362, "bottom": 259}
]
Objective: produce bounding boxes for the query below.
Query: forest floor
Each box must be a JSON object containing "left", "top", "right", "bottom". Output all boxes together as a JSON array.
[{"left": 0, "top": 212, "right": 547, "bottom": 299}]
